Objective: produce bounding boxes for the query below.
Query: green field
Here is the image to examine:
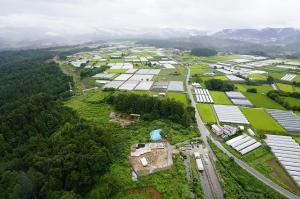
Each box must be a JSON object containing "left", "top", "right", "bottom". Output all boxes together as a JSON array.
[
  {"left": 105, "top": 68, "right": 128, "bottom": 73},
  {"left": 241, "top": 108, "right": 286, "bottom": 134},
  {"left": 276, "top": 83, "right": 294, "bottom": 92},
  {"left": 190, "top": 65, "right": 213, "bottom": 75},
  {"left": 201, "top": 75, "right": 228, "bottom": 82},
  {"left": 294, "top": 136, "right": 300, "bottom": 144},
  {"left": 210, "top": 91, "right": 232, "bottom": 104},
  {"left": 282, "top": 97, "right": 300, "bottom": 106},
  {"left": 166, "top": 92, "right": 189, "bottom": 106},
  {"left": 249, "top": 74, "right": 267, "bottom": 80},
  {"left": 244, "top": 93, "right": 285, "bottom": 109},
  {"left": 197, "top": 104, "right": 217, "bottom": 123},
  {"left": 235, "top": 84, "right": 273, "bottom": 94}
]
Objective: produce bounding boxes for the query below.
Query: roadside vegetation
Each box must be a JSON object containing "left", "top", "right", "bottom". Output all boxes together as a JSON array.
[{"left": 208, "top": 139, "right": 287, "bottom": 199}]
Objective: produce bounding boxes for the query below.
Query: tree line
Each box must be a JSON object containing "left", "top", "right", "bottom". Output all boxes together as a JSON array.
[{"left": 106, "top": 93, "right": 195, "bottom": 127}]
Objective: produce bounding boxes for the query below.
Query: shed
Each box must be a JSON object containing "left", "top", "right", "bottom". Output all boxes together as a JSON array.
[{"left": 150, "top": 129, "right": 162, "bottom": 141}]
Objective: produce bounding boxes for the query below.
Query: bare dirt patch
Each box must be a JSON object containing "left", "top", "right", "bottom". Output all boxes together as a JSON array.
[{"left": 128, "top": 187, "right": 162, "bottom": 199}]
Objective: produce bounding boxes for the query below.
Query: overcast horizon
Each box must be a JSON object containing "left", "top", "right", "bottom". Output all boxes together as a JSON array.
[{"left": 1, "top": 0, "right": 300, "bottom": 42}]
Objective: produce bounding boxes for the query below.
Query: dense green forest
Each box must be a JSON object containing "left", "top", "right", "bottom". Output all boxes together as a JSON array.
[
  {"left": 0, "top": 50, "right": 122, "bottom": 199},
  {"left": 106, "top": 93, "right": 195, "bottom": 127}
]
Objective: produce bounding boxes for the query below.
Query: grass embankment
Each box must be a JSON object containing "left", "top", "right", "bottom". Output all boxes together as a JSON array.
[
  {"left": 244, "top": 93, "right": 285, "bottom": 110},
  {"left": 208, "top": 139, "right": 287, "bottom": 199},
  {"left": 240, "top": 108, "right": 287, "bottom": 135},
  {"left": 197, "top": 104, "right": 217, "bottom": 123},
  {"left": 210, "top": 91, "right": 232, "bottom": 105}
]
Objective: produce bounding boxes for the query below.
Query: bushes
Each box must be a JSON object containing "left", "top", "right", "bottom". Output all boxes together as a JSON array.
[
  {"left": 106, "top": 93, "right": 194, "bottom": 127},
  {"left": 79, "top": 65, "right": 109, "bottom": 79},
  {"left": 205, "top": 79, "right": 234, "bottom": 91},
  {"left": 247, "top": 88, "right": 257, "bottom": 93}
]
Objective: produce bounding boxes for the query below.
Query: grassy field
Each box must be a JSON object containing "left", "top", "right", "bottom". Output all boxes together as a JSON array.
[
  {"left": 241, "top": 108, "right": 287, "bottom": 134},
  {"left": 235, "top": 84, "right": 273, "bottom": 94},
  {"left": 200, "top": 75, "right": 228, "bottom": 82},
  {"left": 153, "top": 66, "right": 187, "bottom": 81},
  {"left": 244, "top": 93, "right": 285, "bottom": 110},
  {"left": 208, "top": 139, "right": 287, "bottom": 199},
  {"left": 293, "top": 136, "right": 300, "bottom": 144},
  {"left": 249, "top": 74, "right": 267, "bottom": 80},
  {"left": 276, "top": 83, "right": 294, "bottom": 92},
  {"left": 197, "top": 104, "right": 217, "bottom": 123},
  {"left": 210, "top": 91, "right": 232, "bottom": 105},
  {"left": 105, "top": 68, "right": 128, "bottom": 73},
  {"left": 166, "top": 92, "right": 189, "bottom": 106},
  {"left": 282, "top": 97, "right": 300, "bottom": 106},
  {"left": 190, "top": 65, "right": 213, "bottom": 75},
  {"left": 64, "top": 92, "right": 112, "bottom": 124}
]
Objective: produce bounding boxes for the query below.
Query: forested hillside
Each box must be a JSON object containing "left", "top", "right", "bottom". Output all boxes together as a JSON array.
[{"left": 0, "top": 50, "right": 120, "bottom": 199}]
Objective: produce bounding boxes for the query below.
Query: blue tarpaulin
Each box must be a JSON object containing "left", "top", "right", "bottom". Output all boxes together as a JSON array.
[{"left": 150, "top": 129, "right": 162, "bottom": 141}]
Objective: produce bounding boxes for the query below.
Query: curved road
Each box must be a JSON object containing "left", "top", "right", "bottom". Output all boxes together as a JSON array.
[{"left": 185, "top": 66, "right": 300, "bottom": 199}]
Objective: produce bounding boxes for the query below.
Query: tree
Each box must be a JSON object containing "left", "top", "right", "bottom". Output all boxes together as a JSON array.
[{"left": 267, "top": 76, "right": 274, "bottom": 84}]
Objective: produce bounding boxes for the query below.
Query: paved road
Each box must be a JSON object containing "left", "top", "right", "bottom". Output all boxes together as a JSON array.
[
  {"left": 185, "top": 66, "right": 300, "bottom": 199},
  {"left": 185, "top": 68, "right": 224, "bottom": 199}
]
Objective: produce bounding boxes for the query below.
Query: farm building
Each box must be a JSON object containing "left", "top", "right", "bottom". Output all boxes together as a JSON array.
[
  {"left": 265, "top": 135, "right": 300, "bottom": 187},
  {"left": 214, "top": 105, "right": 250, "bottom": 124},
  {"left": 226, "top": 134, "right": 261, "bottom": 155}
]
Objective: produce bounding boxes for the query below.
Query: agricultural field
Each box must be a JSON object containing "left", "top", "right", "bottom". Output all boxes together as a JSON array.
[
  {"left": 153, "top": 66, "right": 187, "bottom": 81},
  {"left": 240, "top": 108, "right": 287, "bottom": 134},
  {"left": 244, "top": 93, "right": 285, "bottom": 110},
  {"left": 210, "top": 91, "right": 232, "bottom": 105},
  {"left": 293, "top": 136, "right": 300, "bottom": 144},
  {"left": 235, "top": 84, "right": 273, "bottom": 94},
  {"left": 166, "top": 92, "right": 189, "bottom": 106},
  {"left": 200, "top": 75, "right": 228, "bottom": 82},
  {"left": 64, "top": 92, "right": 112, "bottom": 124},
  {"left": 282, "top": 97, "right": 300, "bottom": 106},
  {"left": 249, "top": 74, "right": 267, "bottom": 80},
  {"left": 197, "top": 104, "right": 217, "bottom": 123},
  {"left": 105, "top": 68, "right": 128, "bottom": 73},
  {"left": 190, "top": 64, "right": 213, "bottom": 75},
  {"left": 276, "top": 83, "right": 293, "bottom": 92}
]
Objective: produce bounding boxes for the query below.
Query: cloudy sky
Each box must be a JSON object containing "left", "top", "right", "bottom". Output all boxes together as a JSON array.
[{"left": 1, "top": 0, "right": 300, "bottom": 39}]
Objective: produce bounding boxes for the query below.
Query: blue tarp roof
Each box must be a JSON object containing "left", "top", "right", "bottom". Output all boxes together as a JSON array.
[{"left": 150, "top": 129, "right": 162, "bottom": 141}]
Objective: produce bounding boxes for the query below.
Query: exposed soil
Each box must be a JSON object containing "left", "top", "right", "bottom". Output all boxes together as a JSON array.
[{"left": 128, "top": 187, "right": 163, "bottom": 199}]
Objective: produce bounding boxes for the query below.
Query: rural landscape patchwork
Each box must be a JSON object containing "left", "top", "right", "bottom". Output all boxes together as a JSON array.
[{"left": 1, "top": 0, "right": 300, "bottom": 199}]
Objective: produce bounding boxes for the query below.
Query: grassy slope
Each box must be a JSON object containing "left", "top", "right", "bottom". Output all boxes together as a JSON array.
[
  {"left": 210, "top": 91, "right": 232, "bottom": 105},
  {"left": 244, "top": 93, "right": 285, "bottom": 110},
  {"left": 240, "top": 108, "right": 287, "bottom": 134},
  {"left": 197, "top": 104, "right": 217, "bottom": 123}
]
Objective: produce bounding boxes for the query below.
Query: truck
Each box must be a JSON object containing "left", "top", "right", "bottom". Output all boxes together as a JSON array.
[{"left": 194, "top": 152, "right": 204, "bottom": 171}]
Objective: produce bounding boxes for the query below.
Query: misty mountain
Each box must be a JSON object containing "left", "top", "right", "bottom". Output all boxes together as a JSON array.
[{"left": 212, "top": 27, "right": 300, "bottom": 44}]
